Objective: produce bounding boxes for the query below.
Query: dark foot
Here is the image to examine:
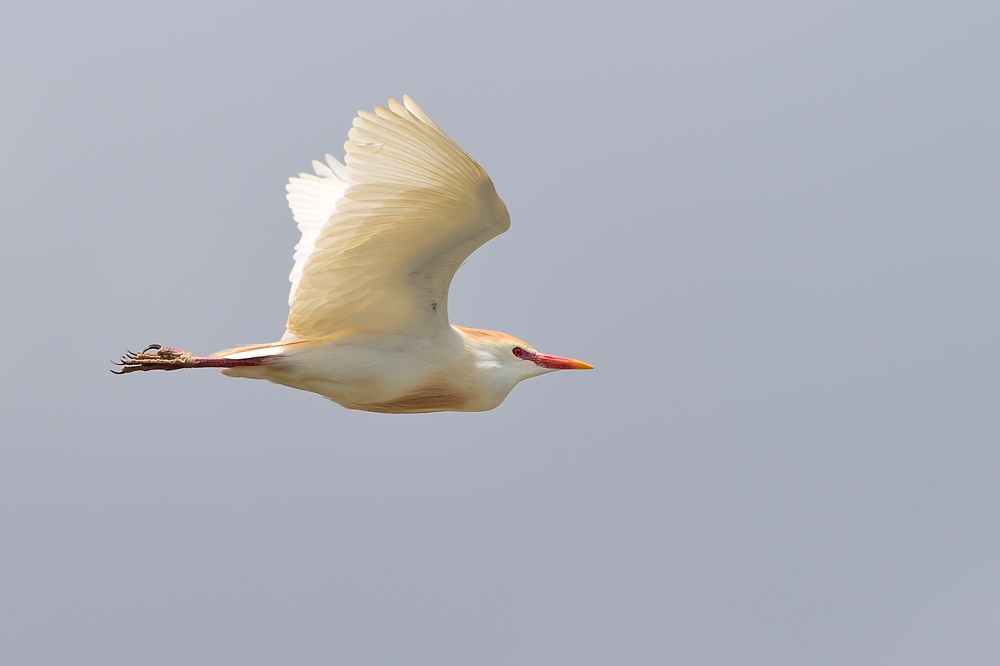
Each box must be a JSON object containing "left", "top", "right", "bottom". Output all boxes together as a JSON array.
[{"left": 112, "top": 344, "right": 196, "bottom": 374}]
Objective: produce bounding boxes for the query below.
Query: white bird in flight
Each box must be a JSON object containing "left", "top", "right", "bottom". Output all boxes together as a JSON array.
[{"left": 115, "top": 96, "right": 592, "bottom": 413}]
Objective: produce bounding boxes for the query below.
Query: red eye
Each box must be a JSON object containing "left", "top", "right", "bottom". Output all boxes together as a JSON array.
[{"left": 512, "top": 347, "right": 524, "bottom": 358}]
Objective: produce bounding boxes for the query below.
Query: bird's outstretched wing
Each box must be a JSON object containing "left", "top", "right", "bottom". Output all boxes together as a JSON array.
[{"left": 282, "top": 96, "right": 510, "bottom": 342}]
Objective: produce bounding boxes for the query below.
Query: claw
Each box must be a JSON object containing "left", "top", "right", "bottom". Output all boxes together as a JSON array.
[{"left": 112, "top": 344, "right": 196, "bottom": 374}]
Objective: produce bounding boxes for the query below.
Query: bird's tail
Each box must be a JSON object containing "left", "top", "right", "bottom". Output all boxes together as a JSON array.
[{"left": 212, "top": 342, "right": 287, "bottom": 360}]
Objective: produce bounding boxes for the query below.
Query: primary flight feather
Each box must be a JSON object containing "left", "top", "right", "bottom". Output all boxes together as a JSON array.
[{"left": 115, "top": 96, "right": 591, "bottom": 413}]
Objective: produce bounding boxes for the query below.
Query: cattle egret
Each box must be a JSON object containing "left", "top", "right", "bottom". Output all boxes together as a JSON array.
[{"left": 114, "top": 96, "right": 592, "bottom": 413}]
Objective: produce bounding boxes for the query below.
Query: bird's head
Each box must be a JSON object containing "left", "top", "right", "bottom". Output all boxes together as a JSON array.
[{"left": 457, "top": 326, "right": 592, "bottom": 391}]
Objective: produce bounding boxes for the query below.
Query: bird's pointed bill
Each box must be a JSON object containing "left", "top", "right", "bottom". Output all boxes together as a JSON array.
[{"left": 532, "top": 353, "right": 594, "bottom": 370}]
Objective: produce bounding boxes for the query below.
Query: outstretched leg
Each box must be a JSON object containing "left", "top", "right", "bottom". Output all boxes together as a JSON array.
[{"left": 112, "top": 344, "right": 270, "bottom": 374}]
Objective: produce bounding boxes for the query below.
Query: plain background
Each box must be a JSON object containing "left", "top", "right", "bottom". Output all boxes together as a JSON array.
[{"left": 2, "top": 2, "right": 999, "bottom": 664}]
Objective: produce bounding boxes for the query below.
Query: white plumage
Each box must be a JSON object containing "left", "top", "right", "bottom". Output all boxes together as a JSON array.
[
  {"left": 115, "top": 96, "right": 591, "bottom": 412},
  {"left": 283, "top": 97, "right": 509, "bottom": 342}
]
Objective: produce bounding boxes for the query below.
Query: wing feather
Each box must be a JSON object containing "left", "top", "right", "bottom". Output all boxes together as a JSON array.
[
  {"left": 281, "top": 96, "right": 509, "bottom": 342},
  {"left": 285, "top": 160, "right": 348, "bottom": 306}
]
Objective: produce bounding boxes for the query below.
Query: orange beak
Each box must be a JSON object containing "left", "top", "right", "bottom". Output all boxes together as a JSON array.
[{"left": 532, "top": 353, "right": 594, "bottom": 370}]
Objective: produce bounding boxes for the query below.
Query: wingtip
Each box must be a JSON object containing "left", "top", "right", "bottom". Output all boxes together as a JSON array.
[{"left": 401, "top": 95, "right": 441, "bottom": 131}]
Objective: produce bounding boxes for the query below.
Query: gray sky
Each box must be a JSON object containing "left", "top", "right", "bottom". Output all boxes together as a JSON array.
[{"left": 2, "top": 2, "right": 999, "bottom": 664}]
